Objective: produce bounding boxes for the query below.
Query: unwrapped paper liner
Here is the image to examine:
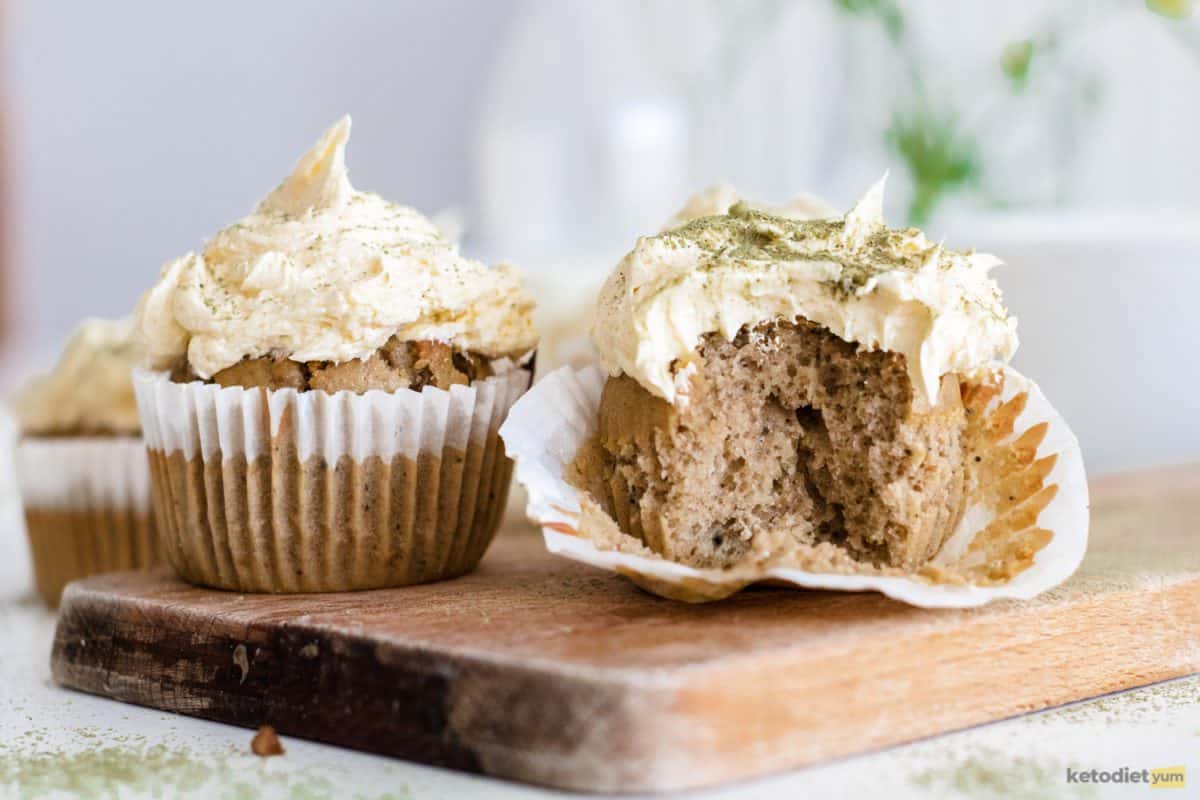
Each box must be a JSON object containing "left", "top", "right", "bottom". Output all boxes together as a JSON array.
[
  {"left": 134, "top": 364, "right": 531, "bottom": 592},
  {"left": 15, "top": 436, "right": 160, "bottom": 606},
  {"left": 500, "top": 364, "right": 1089, "bottom": 607}
]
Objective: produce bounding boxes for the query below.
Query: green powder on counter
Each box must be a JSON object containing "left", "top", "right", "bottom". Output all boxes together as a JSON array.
[
  {"left": 0, "top": 728, "right": 410, "bottom": 800},
  {"left": 911, "top": 748, "right": 1095, "bottom": 799}
]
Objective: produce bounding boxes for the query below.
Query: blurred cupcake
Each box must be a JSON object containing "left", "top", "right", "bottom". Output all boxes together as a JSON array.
[
  {"left": 133, "top": 116, "right": 537, "bottom": 593},
  {"left": 10, "top": 318, "right": 160, "bottom": 606},
  {"left": 658, "top": 183, "right": 836, "bottom": 230}
]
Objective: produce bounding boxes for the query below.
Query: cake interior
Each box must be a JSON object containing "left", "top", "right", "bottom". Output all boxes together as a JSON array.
[
  {"left": 573, "top": 318, "right": 968, "bottom": 572},
  {"left": 171, "top": 336, "right": 495, "bottom": 393}
]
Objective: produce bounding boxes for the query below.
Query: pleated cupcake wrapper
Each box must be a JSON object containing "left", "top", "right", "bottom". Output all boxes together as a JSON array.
[
  {"left": 133, "top": 366, "right": 531, "bottom": 593},
  {"left": 499, "top": 364, "right": 1089, "bottom": 607},
  {"left": 24, "top": 506, "right": 159, "bottom": 607},
  {"left": 16, "top": 436, "right": 151, "bottom": 510},
  {"left": 15, "top": 437, "right": 161, "bottom": 606}
]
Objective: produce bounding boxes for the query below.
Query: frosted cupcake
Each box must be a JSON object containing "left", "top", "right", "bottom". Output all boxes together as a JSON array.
[
  {"left": 501, "top": 181, "right": 1088, "bottom": 606},
  {"left": 134, "top": 116, "right": 537, "bottom": 593},
  {"left": 10, "top": 318, "right": 160, "bottom": 606}
]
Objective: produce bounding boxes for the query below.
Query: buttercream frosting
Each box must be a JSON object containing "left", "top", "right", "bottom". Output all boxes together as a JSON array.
[
  {"left": 11, "top": 318, "right": 143, "bottom": 435},
  {"left": 593, "top": 178, "right": 1018, "bottom": 407},
  {"left": 136, "top": 116, "right": 537, "bottom": 379}
]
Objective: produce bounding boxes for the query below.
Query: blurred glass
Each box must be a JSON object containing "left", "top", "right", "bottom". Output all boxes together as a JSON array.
[
  {"left": 476, "top": 0, "right": 1200, "bottom": 265},
  {"left": 476, "top": 0, "right": 846, "bottom": 261}
]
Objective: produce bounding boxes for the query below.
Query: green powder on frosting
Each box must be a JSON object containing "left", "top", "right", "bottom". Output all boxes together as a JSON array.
[{"left": 658, "top": 203, "right": 941, "bottom": 299}]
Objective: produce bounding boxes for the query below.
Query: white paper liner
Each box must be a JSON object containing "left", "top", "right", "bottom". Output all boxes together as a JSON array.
[
  {"left": 15, "top": 436, "right": 151, "bottom": 512},
  {"left": 134, "top": 366, "right": 532, "bottom": 463},
  {"left": 500, "top": 364, "right": 1089, "bottom": 608},
  {"left": 133, "top": 365, "right": 533, "bottom": 592}
]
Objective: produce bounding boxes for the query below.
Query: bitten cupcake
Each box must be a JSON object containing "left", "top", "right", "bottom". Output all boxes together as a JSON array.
[
  {"left": 501, "top": 181, "right": 1088, "bottom": 606},
  {"left": 10, "top": 318, "right": 161, "bottom": 606},
  {"left": 133, "top": 116, "right": 537, "bottom": 593}
]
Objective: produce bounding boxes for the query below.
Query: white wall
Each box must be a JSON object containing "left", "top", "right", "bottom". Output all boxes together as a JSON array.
[
  {"left": 3, "top": 0, "right": 1197, "bottom": 475},
  {"left": 4, "top": 0, "right": 515, "bottom": 366},
  {"left": 946, "top": 212, "right": 1200, "bottom": 475}
]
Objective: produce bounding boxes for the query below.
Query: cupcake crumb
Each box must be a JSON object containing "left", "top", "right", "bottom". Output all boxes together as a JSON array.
[
  {"left": 202, "top": 337, "right": 492, "bottom": 394},
  {"left": 251, "top": 725, "right": 285, "bottom": 757}
]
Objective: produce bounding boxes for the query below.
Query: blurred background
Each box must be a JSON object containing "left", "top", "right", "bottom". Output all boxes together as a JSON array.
[{"left": 1, "top": 0, "right": 1198, "bottom": 476}]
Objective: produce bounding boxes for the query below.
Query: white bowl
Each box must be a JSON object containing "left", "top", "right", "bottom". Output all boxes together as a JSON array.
[{"left": 945, "top": 210, "right": 1200, "bottom": 474}]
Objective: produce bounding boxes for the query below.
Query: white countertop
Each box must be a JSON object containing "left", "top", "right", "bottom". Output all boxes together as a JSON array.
[
  {"left": 0, "top": 437, "right": 1196, "bottom": 799},
  {"left": 3, "top": 590, "right": 1196, "bottom": 800}
]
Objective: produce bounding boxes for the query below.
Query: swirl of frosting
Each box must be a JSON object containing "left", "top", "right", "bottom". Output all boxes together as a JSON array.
[
  {"left": 136, "top": 116, "right": 536, "bottom": 379},
  {"left": 10, "top": 318, "right": 143, "bottom": 436},
  {"left": 593, "top": 178, "right": 1018, "bottom": 407}
]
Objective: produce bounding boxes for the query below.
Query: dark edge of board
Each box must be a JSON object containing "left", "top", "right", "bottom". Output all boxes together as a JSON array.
[
  {"left": 49, "top": 571, "right": 1200, "bottom": 794},
  {"left": 49, "top": 579, "right": 679, "bottom": 794}
]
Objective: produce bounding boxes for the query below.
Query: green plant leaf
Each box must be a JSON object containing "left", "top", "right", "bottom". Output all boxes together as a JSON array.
[
  {"left": 1146, "top": 0, "right": 1195, "bottom": 20},
  {"left": 887, "top": 103, "right": 981, "bottom": 225},
  {"left": 833, "top": 0, "right": 904, "bottom": 40},
  {"left": 1000, "top": 39, "right": 1035, "bottom": 92}
]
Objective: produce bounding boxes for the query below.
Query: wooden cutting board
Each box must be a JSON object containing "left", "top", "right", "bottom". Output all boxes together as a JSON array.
[{"left": 50, "top": 465, "right": 1200, "bottom": 794}]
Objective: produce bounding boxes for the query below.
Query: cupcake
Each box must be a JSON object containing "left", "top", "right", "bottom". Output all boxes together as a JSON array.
[
  {"left": 10, "top": 318, "right": 160, "bottom": 606},
  {"left": 133, "top": 116, "right": 537, "bottom": 593},
  {"left": 501, "top": 181, "right": 1088, "bottom": 606}
]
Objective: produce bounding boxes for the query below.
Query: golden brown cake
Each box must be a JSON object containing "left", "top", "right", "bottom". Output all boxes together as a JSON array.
[
  {"left": 583, "top": 319, "right": 967, "bottom": 570},
  {"left": 183, "top": 337, "right": 494, "bottom": 393}
]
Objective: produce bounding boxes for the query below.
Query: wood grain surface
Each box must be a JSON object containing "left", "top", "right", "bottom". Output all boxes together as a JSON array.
[{"left": 50, "top": 465, "right": 1200, "bottom": 793}]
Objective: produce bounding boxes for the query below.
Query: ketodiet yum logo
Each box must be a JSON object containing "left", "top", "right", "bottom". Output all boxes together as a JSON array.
[{"left": 1065, "top": 765, "right": 1186, "bottom": 789}]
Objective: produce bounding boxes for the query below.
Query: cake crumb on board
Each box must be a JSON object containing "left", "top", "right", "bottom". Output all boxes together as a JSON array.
[{"left": 251, "top": 725, "right": 284, "bottom": 757}]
